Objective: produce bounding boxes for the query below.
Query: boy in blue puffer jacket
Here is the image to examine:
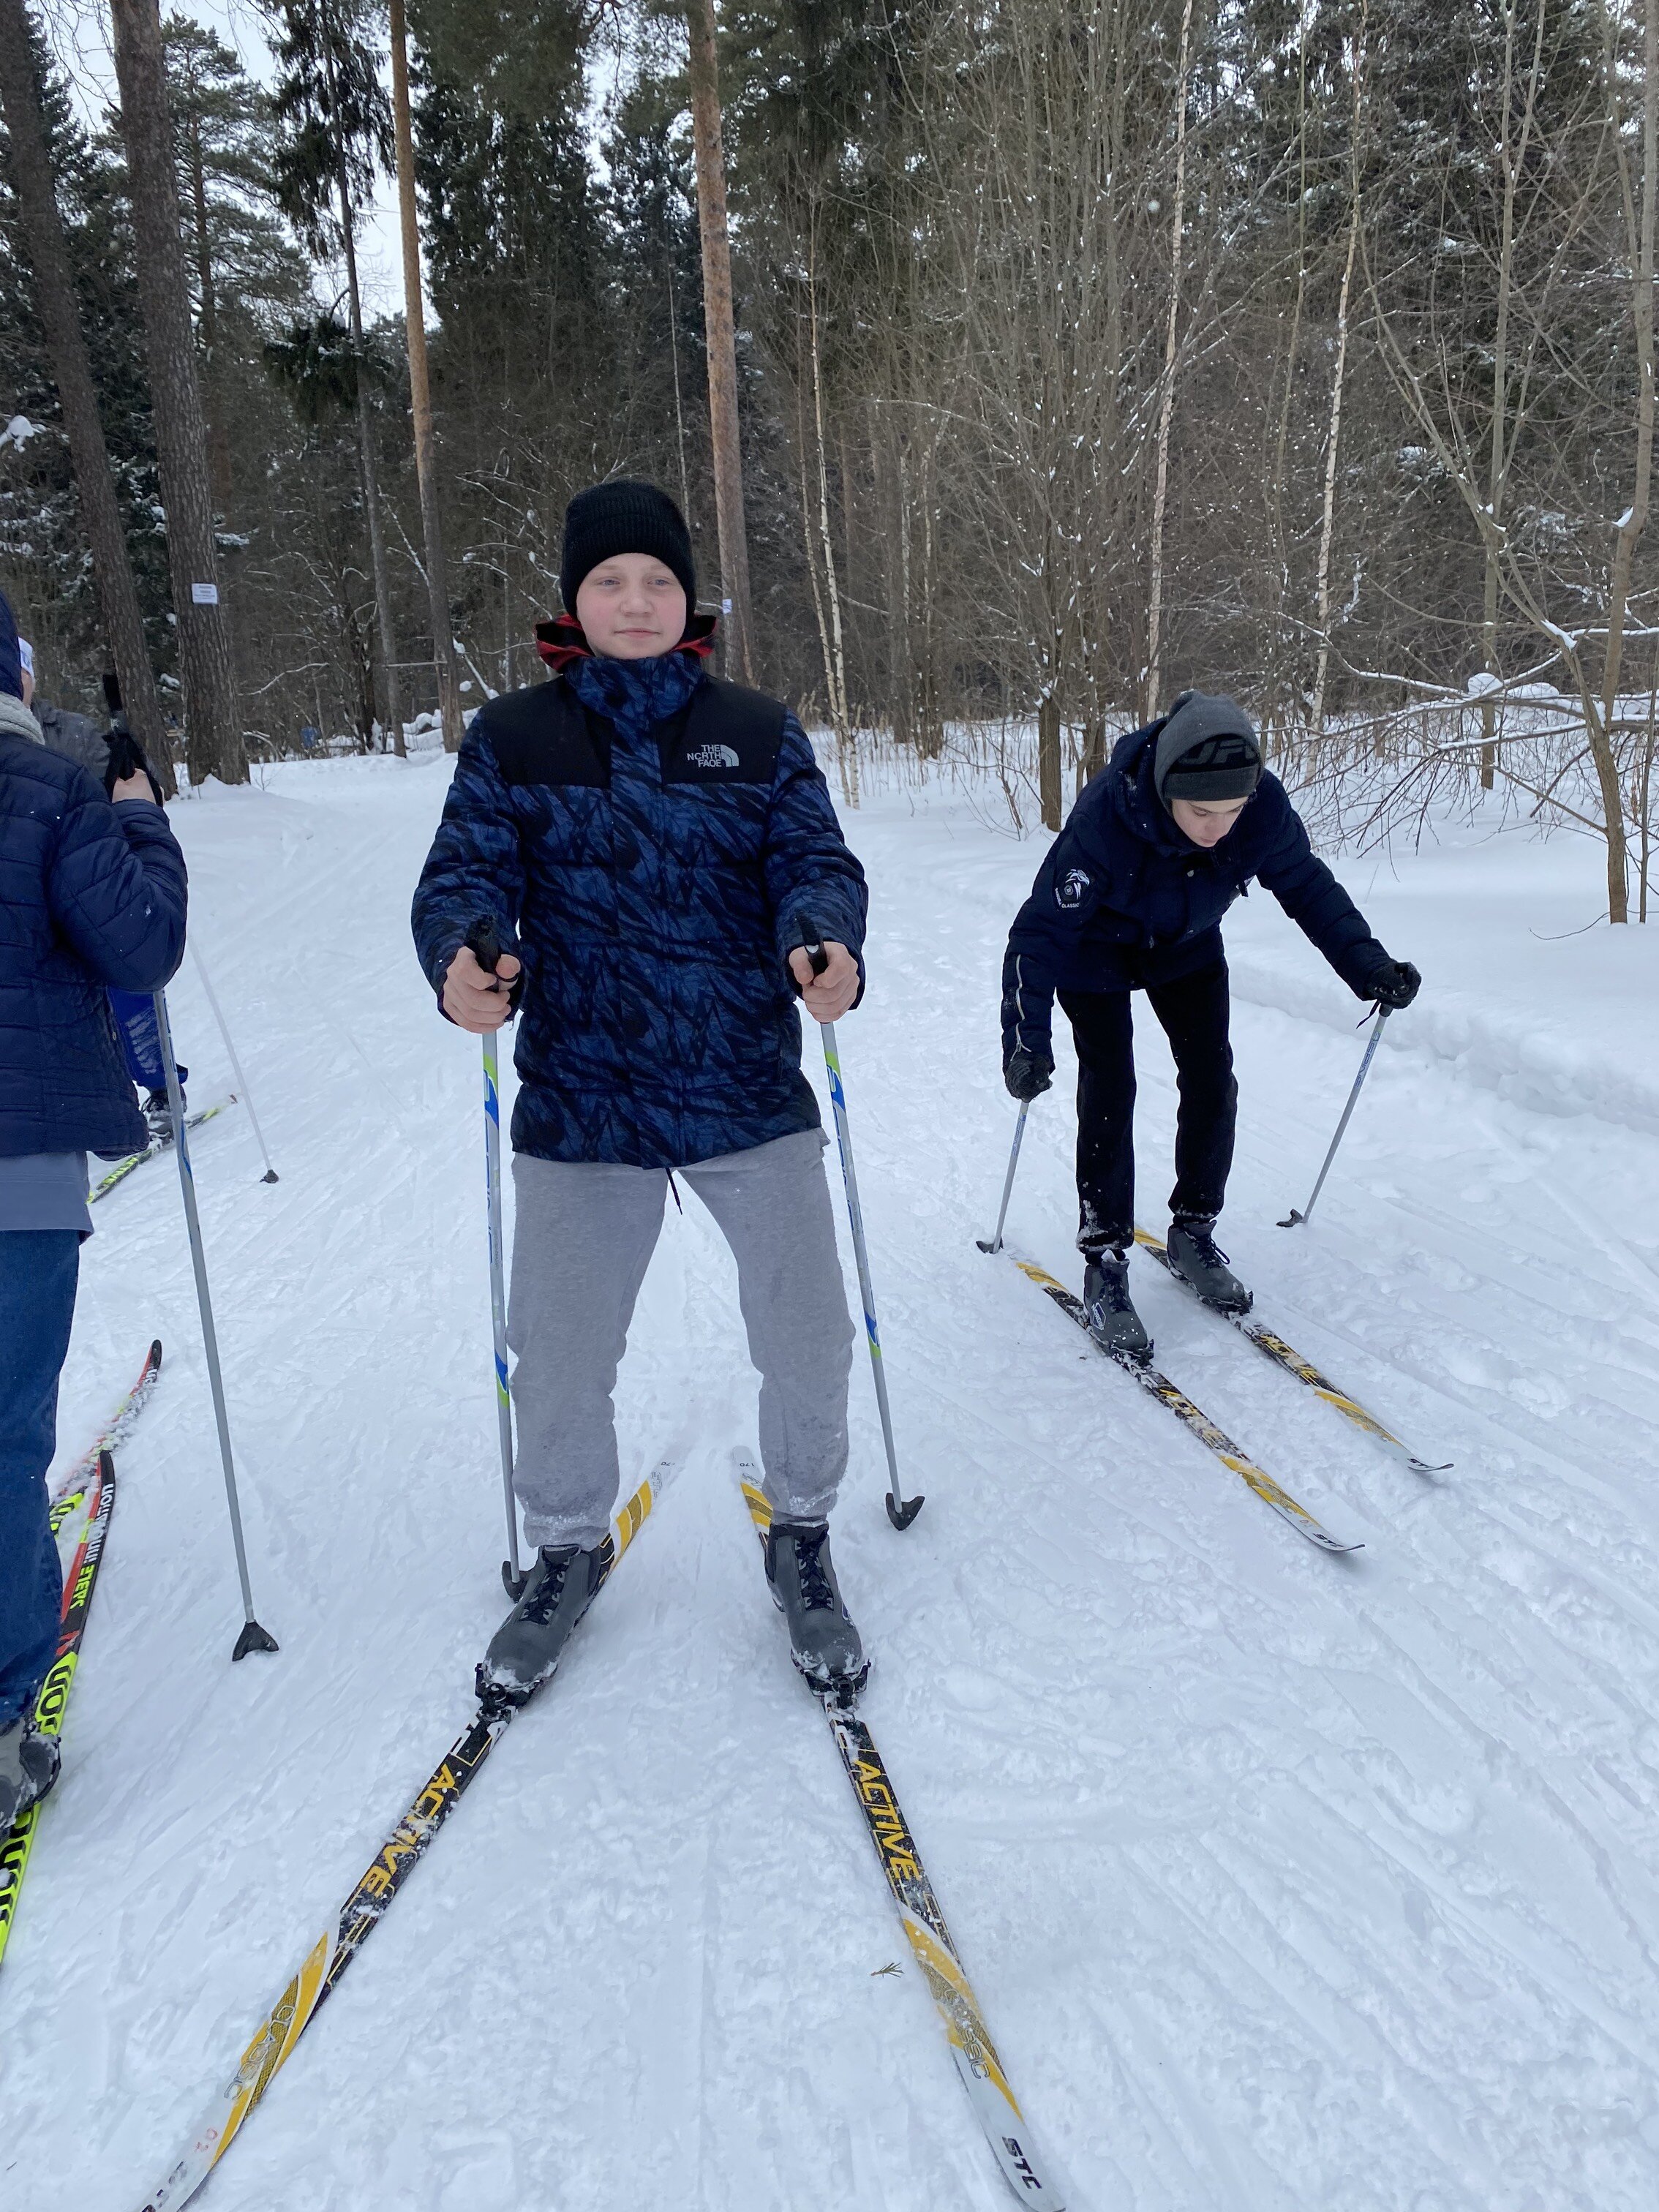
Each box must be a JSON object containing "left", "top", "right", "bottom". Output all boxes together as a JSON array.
[
  {"left": 1001, "top": 691, "right": 1418, "bottom": 1357},
  {"left": 0, "top": 590, "right": 186, "bottom": 1828},
  {"left": 413, "top": 482, "right": 870, "bottom": 1697}
]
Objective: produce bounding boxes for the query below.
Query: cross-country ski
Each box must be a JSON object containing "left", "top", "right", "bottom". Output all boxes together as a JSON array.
[
  {"left": 1009, "top": 1252, "right": 1361, "bottom": 1554},
  {"left": 89, "top": 1099, "right": 236, "bottom": 1204},
  {"left": 4, "top": 40, "right": 1655, "bottom": 2207},
  {"left": 738, "top": 1463, "right": 1066, "bottom": 2207},
  {"left": 1133, "top": 1230, "right": 1451, "bottom": 1474}
]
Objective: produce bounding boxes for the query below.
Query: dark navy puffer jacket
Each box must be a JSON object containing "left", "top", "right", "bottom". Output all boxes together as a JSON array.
[
  {"left": 412, "top": 650, "right": 868, "bottom": 1168},
  {"left": 1003, "top": 720, "right": 1389, "bottom": 1057},
  {"left": 0, "top": 715, "right": 188, "bottom": 1158}
]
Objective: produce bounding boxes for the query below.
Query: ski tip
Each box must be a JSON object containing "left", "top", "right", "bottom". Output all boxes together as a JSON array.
[
  {"left": 1409, "top": 1457, "right": 1454, "bottom": 1475},
  {"left": 884, "top": 1491, "right": 925, "bottom": 1530},
  {"left": 231, "top": 1620, "right": 279, "bottom": 1661},
  {"left": 148, "top": 1338, "right": 164, "bottom": 1366}
]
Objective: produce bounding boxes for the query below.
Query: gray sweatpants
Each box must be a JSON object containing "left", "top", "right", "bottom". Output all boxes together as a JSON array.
[{"left": 508, "top": 1129, "right": 854, "bottom": 1549}]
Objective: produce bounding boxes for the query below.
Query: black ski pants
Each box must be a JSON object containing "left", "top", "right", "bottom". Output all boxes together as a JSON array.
[{"left": 1058, "top": 962, "right": 1237, "bottom": 1255}]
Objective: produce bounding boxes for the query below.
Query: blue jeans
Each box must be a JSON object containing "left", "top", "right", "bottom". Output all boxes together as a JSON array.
[{"left": 0, "top": 1233, "right": 79, "bottom": 1728}]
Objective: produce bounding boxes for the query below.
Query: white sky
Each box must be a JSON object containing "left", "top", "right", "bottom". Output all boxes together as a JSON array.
[{"left": 42, "top": 0, "right": 407, "bottom": 316}]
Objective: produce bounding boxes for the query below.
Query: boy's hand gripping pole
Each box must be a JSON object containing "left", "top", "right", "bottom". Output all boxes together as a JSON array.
[
  {"left": 976, "top": 1102, "right": 1030, "bottom": 1256},
  {"left": 796, "top": 917, "right": 924, "bottom": 1531},
  {"left": 465, "top": 919, "right": 527, "bottom": 1598},
  {"left": 154, "top": 988, "right": 278, "bottom": 1660},
  {"left": 1279, "top": 1005, "right": 1391, "bottom": 1228}
]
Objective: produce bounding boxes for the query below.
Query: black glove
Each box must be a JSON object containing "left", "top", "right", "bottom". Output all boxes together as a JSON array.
[
  {"left": 103, "top": 729, "right": 165, "bottom": 805},
  {"left": 1004, "top": 1046, "right": 1054, "bottom": 1102},
  {"left": 1369, "top": 958, "right": 1421, "bottom": 1011}
]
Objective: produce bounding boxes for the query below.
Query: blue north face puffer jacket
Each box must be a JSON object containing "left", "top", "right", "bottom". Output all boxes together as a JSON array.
[
  {"left": 411, "top": 650, "right": 868, "bottom": 1168},
  {"left": 0, "top": 716, "right": 188, "bottom": 1158},
  {"left": 1003, "top": 719, "right": 1389, "bottom": 1057}
]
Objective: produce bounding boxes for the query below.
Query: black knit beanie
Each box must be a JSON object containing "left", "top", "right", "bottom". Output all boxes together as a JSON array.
[
  {"left": 560, "top": 480, "right": 697, "bottom": 615},
  {"left": 1154, "top": 691, "right": 1263, "bottom": 805}
]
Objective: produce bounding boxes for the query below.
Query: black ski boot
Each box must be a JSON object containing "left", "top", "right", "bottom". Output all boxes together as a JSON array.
[
  {"left": 480, "top": 1538, "right": 611, "bottom": 1704},
  {"left": 764, "top": 1519, "right": 866, "bottom": 1698},
  {"left": 1083, "top": 1249, "right": 1151, "bottom": 1363},
  {"left": 1166, "top": 1216, "right": 1252, "bottom": 1314},
  {"left": 0, "top": 1715, "right": 61, "bottom": 1830},
  {"left": 142, "top": 1088, "right": 173, "bottom": 1143}
]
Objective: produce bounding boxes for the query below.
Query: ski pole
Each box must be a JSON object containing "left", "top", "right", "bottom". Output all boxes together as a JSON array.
[
  {"left": 1278, "top": 1006, "right": 1391, "bottom": 1228},
  {"left": 188, "top": 941, "right": 279, "bottom": 1183},
  {"left": 797, "top": 916, "right": 924, "bottom": 1532},
  {"left": 976, "top": 1102, "right": 1030, "bottom": 1256},
  {"left": 154, "top": 988, "right": 278, "bottom": 1661},
  {"left": 465, "top": 918, "right": 527, "bottom": 1598}
]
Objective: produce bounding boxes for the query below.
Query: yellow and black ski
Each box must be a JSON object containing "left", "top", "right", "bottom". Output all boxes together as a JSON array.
[
  {"left": 134, "top": 1459, "right": 675, "bottom": 2212},
  {"left": 1135, "top": 1230, "right": 1451, "bottom": 1474},
  {"left": 738, "top": 1467, "right": 1066, "bottom": 2206},
  {"left": 0, "top": 1451, "right": 118, "bottom": 1969},
  {"left": 1010, "top": 1257, "right": 1361, "bottom": 1554},
  {"left": 90, "top": 1102, "right": 236, "bottom": 1204},
  {"left": 1, "top": 1340, "right": 165, "bottom": 1970}
]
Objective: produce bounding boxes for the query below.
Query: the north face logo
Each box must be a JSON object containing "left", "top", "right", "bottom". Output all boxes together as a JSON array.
[
  {"left": 685, "top": 742, "right": 741, "bottom": 770},
  {"left": 1056, "top": 868, "right": 1091, "bottom": 910}
]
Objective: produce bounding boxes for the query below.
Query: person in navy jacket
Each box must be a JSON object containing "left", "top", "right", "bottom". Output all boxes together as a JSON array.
[
  {"left": 0, "top": 590, "right": 186, "bottom": 1828},
  {"left": 1001, "top": 691, "right": 1418, "bottom": 1357},
  {"left": 413, "top": 481, "right": 870, "bottom": 1698}
]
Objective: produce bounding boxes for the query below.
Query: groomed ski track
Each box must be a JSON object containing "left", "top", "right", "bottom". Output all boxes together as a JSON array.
[{"left": 5, "top": 751, "right": 1657, "bottom": 2210}]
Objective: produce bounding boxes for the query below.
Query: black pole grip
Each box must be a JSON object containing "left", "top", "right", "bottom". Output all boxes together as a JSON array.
[
  {"left": 793, "top": 912, "right": 830, "bottom": 993},
  {"left": 465, "top": 916, "right": 502, "bottom": 975},
  {"left": 464, "top": 916, "right": 523, "bottom": 1012}
]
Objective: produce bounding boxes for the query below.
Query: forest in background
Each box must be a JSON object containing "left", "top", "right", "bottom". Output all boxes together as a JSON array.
[{"left": 1, "top": 0, "right": 1657, "bottom": 919}]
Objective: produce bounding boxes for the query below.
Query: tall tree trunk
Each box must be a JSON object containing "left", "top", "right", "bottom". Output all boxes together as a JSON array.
[
  {"left": 805, "top": 238, "right": 850, "bottom": 747},
  {"left": 335, "top": 162, "right": 400, "bottom": 754},
  {"left": 388, "top": 0, "right": 461, "bottom": 753},
  {"left": 1481, "top": 0, "right": 1546, "bottom": 789},
  {"left": 685, "top": 0, "right": 754, "bottom": 681},
  {"left": 1310, "top": 5, "right": 1367, "bottom": 739},
  {"left": 184, "top": 107, "right": 233, "bottom": 507},
  {"left": 1038, "top": 693, "right": 1062, "bottom": 831},
  {"left": 1597, "top": 0, "right": 1656, "bottom": 925},
  {"left": 108, "top": 0, "right": 244, "bottom": 786},
  {"left": 0, "top": 0, "right": 173, "bottom": 783},
  {"left": 1143, "top": 0, "right": 1195, "bottom": 721}
]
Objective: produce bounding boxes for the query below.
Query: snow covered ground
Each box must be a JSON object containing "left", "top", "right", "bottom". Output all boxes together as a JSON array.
[{"left": 4, "top": 748, "right": 1658, "bottom": 2211}]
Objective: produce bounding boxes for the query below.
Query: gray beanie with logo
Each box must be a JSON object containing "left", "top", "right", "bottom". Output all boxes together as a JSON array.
[{"left": 1154, "top": 691, "right": 1262, "bottom": 805}]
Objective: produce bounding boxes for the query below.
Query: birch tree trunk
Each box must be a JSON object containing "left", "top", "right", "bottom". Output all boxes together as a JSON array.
[
  {"left": 389, "top": 0, "right": 462, "bottom": 753},
  {"left": 1309, "top": 4, "right": 1368, "bottom": 739},
  {"left": 685, "top": 0, "right": 754, "bottom": 680},
  {"left": 108, "top": 0, "right": 244, "bottom": 786},
  {"left": 0, "top": 0, "right": 173, "bottom": 784},
  {"left": 1481, "top": 0, "right": 1547, "bottom": 789},
  {"left": 1143, "top": 0, "right": 1195, "bottom": 721}
]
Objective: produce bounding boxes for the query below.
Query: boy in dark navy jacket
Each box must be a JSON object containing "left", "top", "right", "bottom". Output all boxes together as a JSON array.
[
  {"left": 413, "top": 481, "right": 870, "bottom": 1698},
  {"left": 0, "top": 590, "right": 185, "bottom": 1828},
  {"left": 1001, "top": 691, "right": 1418, "bottom": 1356}
]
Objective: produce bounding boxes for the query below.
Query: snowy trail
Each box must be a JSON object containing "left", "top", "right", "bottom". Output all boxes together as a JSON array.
[{"left": 4, "top": 752, "right": 1658, "bottom": 2211}]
